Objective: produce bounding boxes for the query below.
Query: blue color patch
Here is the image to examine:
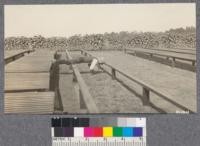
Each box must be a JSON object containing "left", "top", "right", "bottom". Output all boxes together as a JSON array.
[
  {"left": 122, "top": 127, "right": 133, "bottom": 137},
  {"left": 133, "top": 127, "right": 143, "bottom": 137}
]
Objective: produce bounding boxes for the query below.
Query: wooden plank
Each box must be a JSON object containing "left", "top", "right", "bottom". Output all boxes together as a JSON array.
[
  {"left": 5, "top": 50, "right": 54, "bottom": 72},
  {"left": 57, "top": 52, "right": 81, "bottom": 113},
  {"left": 4, "top": 50, "right": 55, "bottom": 114},
  {"left": 66, "top": 50, "right": 99, "bottom": 113},
  {"left": 143, "top": 87, "right": 150, "bottom": 105},
  {"left": 126, "top": 48, "right": 196, "bottom": 63},
  {"left": 79, "top": 48, "right": 196, "bottom": 54},
  {"left": 5, "top": 73, "right": 49, "bottom": 92},
  {"left": 5, "top": 50, "right": 35, "bottom": 65},
  {"left": 137, "top": 48, "right": 196, "bottom": 55},
  {"left": 5, "top": 50, "right": 25, "bottom": 59},
  {"left": 59, "top": 73, "right": 82, "bottom": 113},
  {"left": 4, "top": 92, "right": 54, "bottom": 114}
]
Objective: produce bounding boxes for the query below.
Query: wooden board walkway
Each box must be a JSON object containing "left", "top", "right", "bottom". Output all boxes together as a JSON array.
[
  {"left": 5, "top": 50, "right": 54, "bottom": 73},
  {"left": 4, "top": 50, "right": 55, "bottom": 114},
  {"left": 5, "top": 50, "right": 35, "bottom": 65},
  {"left": 85, "top": 51, "right": 196, "bottom": 112},
  {"left": 5, "top": 73, "right": 49, "bottom": 92},
  {"left": 5, "top": 92, "right": 54, "bottom": 114}
]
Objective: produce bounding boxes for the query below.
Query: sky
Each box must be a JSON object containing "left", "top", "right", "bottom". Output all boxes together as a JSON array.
[{"left": 4, "top": 3, "right": 196, "bottom": 37}]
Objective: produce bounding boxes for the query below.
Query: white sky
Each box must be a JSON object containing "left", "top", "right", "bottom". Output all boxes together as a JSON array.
[{"left": 4, "top": 3, "right": 196, "bottom": 37}]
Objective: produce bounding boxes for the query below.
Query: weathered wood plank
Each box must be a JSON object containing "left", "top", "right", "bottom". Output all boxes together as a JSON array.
[
  {"left": 5, "top": 92, "right": 54, "bottom": 114},
  {"left": 135, "top": 48, "right": 196, "bottom": 55},
  {"left": 5, "top": 50, "right": 35, "bottom": 65},
  {"left": 5, "top": 50, "right": 54, "bottom": 72},
  {"left": 5, "top": 73, "right": 49, "bottom": 92},
  {"left": 126, "top": 48, "right": 196, "bottom": 63},
  {"left": 4, "top": 50, "right": 56, "bottom": 114},
  {"left": 5, "top": 50, "right": 25, "bottom": 59},
  {"left": 65, "top": 50, "right": 99, "bottom": 113}
]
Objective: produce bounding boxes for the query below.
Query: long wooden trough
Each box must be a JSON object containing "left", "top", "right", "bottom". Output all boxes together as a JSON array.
[
  {"left": 81, "top": 49, "right": 194, "bottom": 113},
  {"left": 5, "top": 49, "right": 35, "bottom": 65},
  {"left": 65, "top": 49, "right": 99, "bottom": 113},
  {"left": 125, "top": 48, "right": 196, "bottom": 67},
  {"left": 133, "top": 47, "right": 196, "bottom": 55}
]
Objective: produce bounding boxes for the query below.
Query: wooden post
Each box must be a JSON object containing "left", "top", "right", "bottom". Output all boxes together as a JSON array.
[
  {"left": 171, "top": 57, "right": 175, "bottom": 67},
  {"left": 112, "top": 68, "right": 116, "bottom": 79},
  {"left": 192, "top": 61, "right": 196, "bottom": 66},
  {"left": 79, "top": 89, "right": 87, "bottom": 109},
  {"left": 150, "top": 53, "right": 153, "bottom": 58},
  {"left": 143, "top": 87, "right": 150, "bottom": 105},
  {"left": 73, "top": 72, "right": 77, "bottom": 82}
]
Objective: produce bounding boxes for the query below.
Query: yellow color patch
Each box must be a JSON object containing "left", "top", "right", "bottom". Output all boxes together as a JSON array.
[{"left": 103, "top": 127, "right": 113, "bottom": 137}]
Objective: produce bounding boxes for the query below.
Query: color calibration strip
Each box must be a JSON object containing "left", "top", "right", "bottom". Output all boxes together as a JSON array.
[
  {"left": 51, "top": 117, "right": 146, "bottom": 146},
  {"left": 53, "top": 126, "right": 143, "bottom": 137}
]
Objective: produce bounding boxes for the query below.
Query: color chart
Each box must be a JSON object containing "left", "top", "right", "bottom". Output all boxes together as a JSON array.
[{"left": 51, "top": 117, "right": 146, "bottom": 146}]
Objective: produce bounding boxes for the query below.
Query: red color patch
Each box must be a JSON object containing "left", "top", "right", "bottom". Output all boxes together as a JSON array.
[{"left": 93, "top": 127, "right": 103, "bottom": 137}]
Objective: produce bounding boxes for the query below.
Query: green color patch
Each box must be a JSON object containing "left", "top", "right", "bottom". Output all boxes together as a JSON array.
[{"left": 113, "top": 127, "right": 123, "bottom": 137}]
